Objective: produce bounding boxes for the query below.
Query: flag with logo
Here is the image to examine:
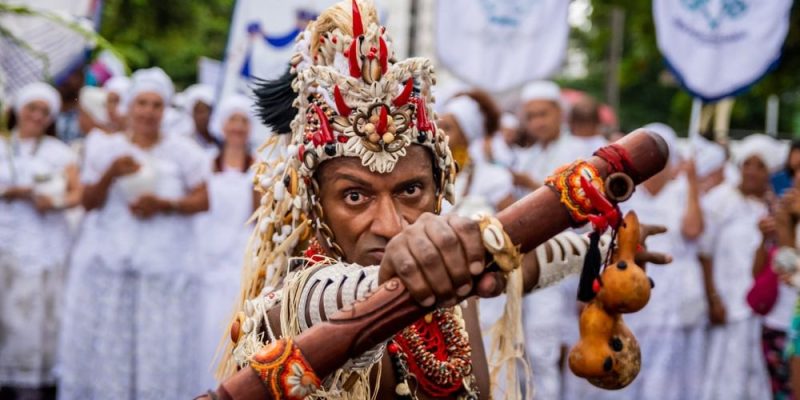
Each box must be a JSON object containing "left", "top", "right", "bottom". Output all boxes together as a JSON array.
[
  {"left": 436, "top": 0, "right": 569, "bottom": 93},
  {"left": 653, "top": 0, "right": 793, "bottom": 101}
]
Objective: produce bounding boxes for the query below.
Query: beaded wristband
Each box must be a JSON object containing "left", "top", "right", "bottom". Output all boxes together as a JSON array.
[
  {"left": 249, "top": 338, "right": 321, "bottom": 400},
  {"left": 473, "top": 214, "right": 522, "bottom": 273},
  {"left": 544, "top": 160, "right": 604, "bottom": 225}
]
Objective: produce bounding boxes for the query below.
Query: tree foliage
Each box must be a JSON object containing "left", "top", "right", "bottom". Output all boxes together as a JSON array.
[
  {"left": 98, "top": 0, "right": 234, "bottom": 89},
  {"left": 564, "top": 0, "right": 800, "bottom": 137}
]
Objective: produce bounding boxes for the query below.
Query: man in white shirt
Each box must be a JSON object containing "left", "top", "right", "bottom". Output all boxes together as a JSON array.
[{"left": 511, "top": 81, "right": 586, "bottom": 197}]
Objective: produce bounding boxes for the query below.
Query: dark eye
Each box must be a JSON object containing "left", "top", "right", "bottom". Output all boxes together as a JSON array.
[
  {"left": 401, "top": 183, "right": 422, "bottom": 197},
  {"left": 343, "top": 190, "right": 367, "bottom": 206}
]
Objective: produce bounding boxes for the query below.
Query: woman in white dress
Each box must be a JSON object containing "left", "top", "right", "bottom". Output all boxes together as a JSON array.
[
  {"left": 192, "top": 94, "right": 258, "bottom": 391},
  {"left": 437, "top": 90, "right": 514, "bottom": 217},
  {"left": 0, "top": 82, "right": 81, "bottom": 399},
  {"left": 699, "top": 134, "right": 777, "bottom": 400},
  {"left": 58, "top": 67, "right": 210, "bottom": 400}
]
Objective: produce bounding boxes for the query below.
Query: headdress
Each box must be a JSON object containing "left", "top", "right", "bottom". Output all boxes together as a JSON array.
[{"left": 223, "top": 0, "right": 457, "bottom": 380}]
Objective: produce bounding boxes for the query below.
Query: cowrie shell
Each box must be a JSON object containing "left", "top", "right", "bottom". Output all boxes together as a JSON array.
[{"left": 482, "top": 224, "right": 505, "bottom": 253}]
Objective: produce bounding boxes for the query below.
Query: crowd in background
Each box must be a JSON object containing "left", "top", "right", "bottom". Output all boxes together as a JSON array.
[{"left": 0, "top": 65, "right": 795, "bottom": 400}]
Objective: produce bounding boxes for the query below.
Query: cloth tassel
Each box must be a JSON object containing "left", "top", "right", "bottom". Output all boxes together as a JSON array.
[{"left": 577, "top": 231, "right": 602, "bottom": 302}]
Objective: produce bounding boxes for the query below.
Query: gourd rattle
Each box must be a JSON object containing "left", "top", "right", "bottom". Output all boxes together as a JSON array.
[{"left": 569, "top": 211, "right": 652, "bottom": 389}]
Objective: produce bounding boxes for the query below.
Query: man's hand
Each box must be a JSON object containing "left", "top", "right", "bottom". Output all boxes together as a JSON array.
[
  {"left": 708, "top": 294, "right": 727, "bottom": 326},
  {"left": 634, "top": 223, "right": 672, "bottom": 268},
  {"left": 510, "top": 171, "right": 539, "bottom": 191},
  {"left": 130, "top": 194, "right": 170, "bottom": 219},
  {"left": 109, "top": 156, "right": 140, "bottom": 179},
  {"left": 378, "top": 213, "right": 499, "bottom": 308},
  {"left": 781, "top": 188, "right": 800, "bottom": 217},
  {"left": 758, "top": 216, "right": 778, "bottom": 241},
  {"left": 33, "top": 195, "right": 55, "bottom": 213},
  {"left": 1, "top": 186, "right": 33, "bottom": 201}
]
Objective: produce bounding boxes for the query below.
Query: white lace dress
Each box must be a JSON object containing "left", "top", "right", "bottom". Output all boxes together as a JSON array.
[
  {"left": 58, "top": 133, "right": 210, "bottom": 400},
  {"left": 0, "top": 134, "right": 77, "bottom": 387},
  {"left": 191, "top": 166, "right": 253, "bottom": 391}
]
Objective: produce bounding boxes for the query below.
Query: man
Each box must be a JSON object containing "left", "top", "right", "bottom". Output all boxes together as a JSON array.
[
  {"left": 568, "top": 96, "right": 608, "bottom": 157},
  {"left": 206, "top": 2, "right": 668, "bottom": 399},
  {"left": 511, "top": 80, "right": 585, "bottom": 195}
]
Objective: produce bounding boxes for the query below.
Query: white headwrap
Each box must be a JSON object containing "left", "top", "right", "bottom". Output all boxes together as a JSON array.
[
  {"left": 79, "top": 86, "right": 110, "bottom": 126},
  {"left": 643, "top": 122, "right": 682, "bottom": 167},
  {"left": 692, "top": 136, "right": 726, "bottom": 178},
  {"left": 520, "top": 80, "right": 561, "bottom": 104},
  {"left": 443, "top": 95, "right": 485, "bottom": 143},
  {"left": 13, "top": 82, "right": 61, "bottom": 119},
  {"left": 735, "top": 134, "right": 785, "bottom": 173},
  {"left": 209, "top": 94, "right": 255, "bottom": 140},
  {"left": 127, "top": 67, "right": 174, "bottom": 108},
  {"left": 183, "top": 83, "right": 215, "bottom": 113},
  {"left": 500, "top": 112, "right": 519, "bottom": 130},
  {"left": 103, "top": 76, "right": 131, "bottom": 97}
]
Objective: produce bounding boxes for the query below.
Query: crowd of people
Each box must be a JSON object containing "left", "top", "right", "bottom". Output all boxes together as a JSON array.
[{"left": 0, "top": 63, "right": 795, "bottom": 400}]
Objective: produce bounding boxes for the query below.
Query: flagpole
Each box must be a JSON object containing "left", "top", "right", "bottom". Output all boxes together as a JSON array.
[{"left": 688, "top": 97, "right": 702, "bottom": 154}]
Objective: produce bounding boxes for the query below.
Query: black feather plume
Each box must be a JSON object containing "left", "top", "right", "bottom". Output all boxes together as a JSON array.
[{"left": 252, "top": 67, "right": 298, "bottom": 135}]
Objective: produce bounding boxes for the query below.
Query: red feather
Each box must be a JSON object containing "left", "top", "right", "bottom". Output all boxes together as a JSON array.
[
  {"left": 333, "top": 85, "right": 351, "bottom": 117},
  {"left": 351, "top": 0, "right": 364, "bottom": 38},
  {"left": 393, "top": 78, "right": 414, "bottom": 107},
  {"left": 379, "top": 36, "right": 388, "bottom": 73},
  {"left": 376, "top": 106, "right": 388, "bottom": 134}
]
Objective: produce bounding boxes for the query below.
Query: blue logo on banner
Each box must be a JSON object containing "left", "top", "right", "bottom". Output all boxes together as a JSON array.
[
  {"left": 478, "top": 0, "right": 539, "bottom": 27},
  {"left": 681, "top": 0, "right": 748, "bottom": 30}
]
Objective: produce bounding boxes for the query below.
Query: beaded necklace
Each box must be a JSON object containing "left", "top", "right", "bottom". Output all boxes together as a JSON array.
[{"left": 388, "top": 308, "right": 479, "bottom": 400}]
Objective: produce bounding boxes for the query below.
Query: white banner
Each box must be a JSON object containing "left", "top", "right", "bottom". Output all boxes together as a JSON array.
[
  {"left": 435, "top": 0, "right": 569, "bottom": 93},
  {"left": 217, "top": 0, "right": 410, "bottom": 102},
  {"left": 0, "top": 0, "right": 99, "bottom": 99},
  {"left": 654, "top": 0, "right": 793, "bottom": 101}
]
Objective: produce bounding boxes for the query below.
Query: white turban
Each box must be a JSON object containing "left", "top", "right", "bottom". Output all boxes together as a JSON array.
[
  {"left": 643, "top": 123, "right": 682, "bottom": 167},
  {"left": 127, "top": 67, "right": 174, "bottom": 108},
  {"left": 13, "top": 82, "right": 61, "bottom": 119},
  {"left": 79, "top": 86, "right": 110, "bottom": 126},
  {"left": 103, "top": 76, "right": 131, "bottom": 97},
  {"left": 692, "top": 136, "right": 726, "bottom": 178},
  {"left": 520, "top": 80, "right": 561, "bottom": 104},
  {"left": 500, "top": 112, "right": 519, "bottom": 130},
  {"left": 735, "top": 134, "right": 785, "bottom": 173},
  {"left": 442, "top": 95, "right": 485, "bottom": 143},
  {"left": 183, "top": 83, "right": 215, "bottom": 113},
  {"left": 209, "top": 94, "right": 255, "bottom": 140}
]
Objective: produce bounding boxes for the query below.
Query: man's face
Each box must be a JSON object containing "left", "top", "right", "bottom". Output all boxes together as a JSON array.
[
  {"left": 522, "top": 99, "right": 561, "bottom": 143},
  {"left": 740, "top": 156, "right": 770, "bottom": 195},
  {"left": 193, "top": 102, "right": 212, "bottom": 135},
  {"left": 316, "top": 145, "right": 438, "bottom": 266},
  {"left": 129, "top": 92, "right": 164, "bottom": 134}
]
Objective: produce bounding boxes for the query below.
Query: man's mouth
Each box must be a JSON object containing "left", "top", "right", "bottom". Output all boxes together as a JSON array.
[{"left": 364, "top": 248, "right": 385, "bottom": 265}]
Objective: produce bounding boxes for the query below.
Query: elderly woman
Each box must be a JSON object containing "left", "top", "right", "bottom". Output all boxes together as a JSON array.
[
  {"left": 0, "top": 82, "right": 81, "bottom": 399},
  {"left": 437, "top": 90, "right": 515, "bottom": 217},
  {"left": 191, "top": 94, "right": 258, "bottom": 391},
  {"left": 699, "top": 134, "right": 777, "bottom": 400},
  {"left": 58, "top": 68, "right": 210, "bottom": 400}
]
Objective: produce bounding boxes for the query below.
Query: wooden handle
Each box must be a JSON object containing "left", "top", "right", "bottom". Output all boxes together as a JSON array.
[{"left": 295, "top": 130, "right": 668, "bottom": 379}]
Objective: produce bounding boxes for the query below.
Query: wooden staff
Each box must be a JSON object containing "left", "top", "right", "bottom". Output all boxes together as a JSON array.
[{"left": 215, "top": 129, "right": 669, "bottom": 399}]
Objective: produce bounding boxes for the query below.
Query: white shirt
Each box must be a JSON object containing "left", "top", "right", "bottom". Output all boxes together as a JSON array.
[
  {"left": 76, "top": 133, "right": 211, "bottom": 275},
  {"left": 0, "top": 134, "right": 77, "bottom": 271},
  {"left": 622, "top": 175, "right": 707, "bottom": 328},
  {"left": 700, "top": 183, "right": 767, "bottom": 323}
]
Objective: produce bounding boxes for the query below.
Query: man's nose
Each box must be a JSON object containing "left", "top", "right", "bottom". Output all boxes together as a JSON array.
[{"left": 369, "top": 195, "right": 406, "bottom": 239}]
